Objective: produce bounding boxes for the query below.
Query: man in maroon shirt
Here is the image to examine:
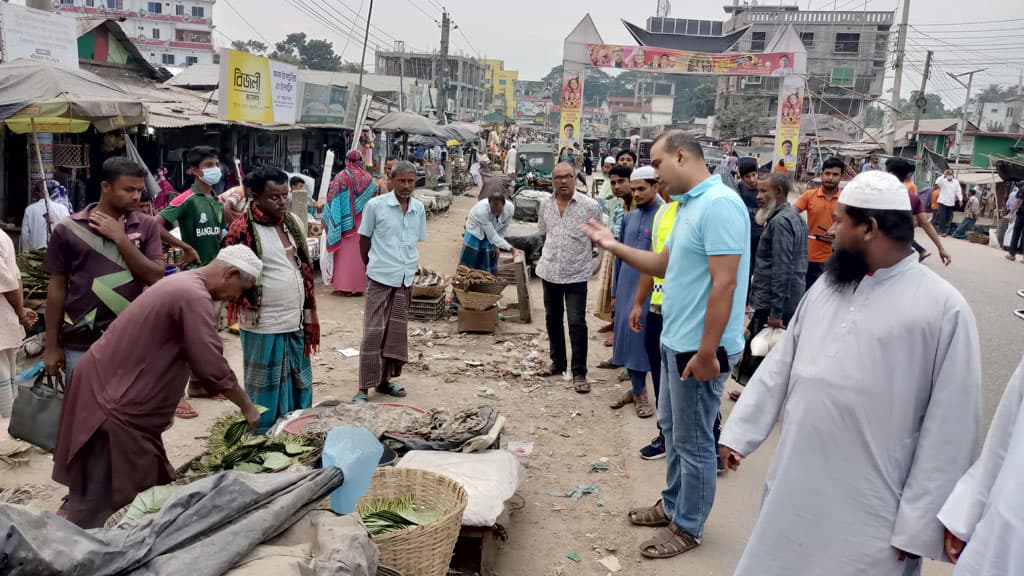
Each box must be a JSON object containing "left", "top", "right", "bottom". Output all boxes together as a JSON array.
[
  {"left": 53, "top": 247, "right": 262, "bottom": 528},
  {"left": 886, "top": 158, "right": 950, "bottom": 266},
  {"left": 43, "top": 157, "right": 165, "bottom": 377}
]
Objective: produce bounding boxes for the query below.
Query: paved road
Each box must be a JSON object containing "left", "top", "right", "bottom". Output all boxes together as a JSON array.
[{"left": 621, "top": 230, "right": 1023, "bottom": 576}]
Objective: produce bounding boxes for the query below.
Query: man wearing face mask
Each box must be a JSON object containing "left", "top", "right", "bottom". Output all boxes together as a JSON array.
[
  {"left": 157, "top": 146, "right": 227, "bottom": 267},
  {"left": 719, "top": 171, "right": 981, "bottom": 576}
]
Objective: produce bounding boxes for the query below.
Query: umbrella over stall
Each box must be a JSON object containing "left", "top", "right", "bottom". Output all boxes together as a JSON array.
[{"left": 0, "top": 59, "right": 148, "bottom": 232}]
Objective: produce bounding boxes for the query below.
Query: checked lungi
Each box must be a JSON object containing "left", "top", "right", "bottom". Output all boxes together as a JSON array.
[
  {"left": 359, "top": 279, "right": 411, "bottom": 392},
  {"left": 240, "top": 329, "right": 313, "bottom": 434}
]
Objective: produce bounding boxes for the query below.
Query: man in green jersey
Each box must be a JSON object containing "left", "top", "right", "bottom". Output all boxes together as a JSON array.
[{"left": 157, "top": 146, "right": 226, "bottom": 266}]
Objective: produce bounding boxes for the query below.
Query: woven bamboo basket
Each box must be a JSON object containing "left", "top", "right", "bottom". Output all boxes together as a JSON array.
[
  {"left": 358, "top": 468, "right": 468, "bottom": 576},
  {"left": 411, "top": 283, "right": 447, "bottom": 298},
  {"left": 377, "top": 567, "right": 402, "bottom": 576},
  {"left": 454, "top": 288, "right": 502, "bottom": 311},
  {"left": 465, "top": 280, "right": 505, "bottom": 295}
]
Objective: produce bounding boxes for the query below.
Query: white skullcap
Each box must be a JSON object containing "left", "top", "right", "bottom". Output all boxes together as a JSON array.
[
  {"left": 603, "top": 156, "right": 616, "bottom": 165},
  {"left": 631, "top": 166, "right": 657, "bottom": 181},
  {"left": 838, "top": 171, "right": 911, "bottom": 212},
  {"left": 216, "top": 245, "right": 263, "bottom": 278}
]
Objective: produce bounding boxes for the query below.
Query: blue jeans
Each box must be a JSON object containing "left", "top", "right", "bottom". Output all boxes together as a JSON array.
[
  {"left": 658, "top": 344, "right": 739, "bottom": 539},
  {"left": 952, "top": 217, "right": 976, "bottom": 239}
]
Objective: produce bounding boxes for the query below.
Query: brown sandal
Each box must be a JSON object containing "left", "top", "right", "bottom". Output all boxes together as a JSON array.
[
  {"left": 610, "top": 390, "right": 634, "bottom": 409},
  {"left": 628, "top": 499, "right": 670, "bottom": 527},
  {"left": 635, "top": 393, "right": 655, "bottom": 419},
  {"left": 639, "top": 524, "right": 700, "bottom": 559},
  {"left": 573, "top": 377, "right": 591, "bottom": 394}
]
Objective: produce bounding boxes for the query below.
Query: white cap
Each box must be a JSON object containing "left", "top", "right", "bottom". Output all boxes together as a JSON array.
[
  {"left": 630, "top": 166, "right": 657, "bottom": 182},
  {"left": 216, "top": 245, "right": 263, "bottom": 278},
  {"left": 838, "top": 171, "right": 911, "bottom": 212},
  {"left": 603, "top": 156, "right": 616, "bottom": 165}
]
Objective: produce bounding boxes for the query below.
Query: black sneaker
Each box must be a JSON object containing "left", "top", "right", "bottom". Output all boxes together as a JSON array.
[{"left": 639, "top": 435, "right": 666, "bottom": 460}]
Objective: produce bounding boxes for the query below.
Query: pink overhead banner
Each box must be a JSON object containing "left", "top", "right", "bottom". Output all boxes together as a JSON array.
[{"left": 586, "top": 44, "right": 795, "bottom": 76}]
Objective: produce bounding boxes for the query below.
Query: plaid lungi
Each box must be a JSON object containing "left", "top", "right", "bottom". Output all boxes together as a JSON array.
[
  {"left": 359, "top": 279, "right": 411, "bottom": 392},
  {"left": 240, "top": 329, "right": 313, "bottom": 434}
]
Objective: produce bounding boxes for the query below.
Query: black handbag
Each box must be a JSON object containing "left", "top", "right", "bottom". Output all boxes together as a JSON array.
[{"left": 8, "top": 371, "right": 64, "bottom": 452}]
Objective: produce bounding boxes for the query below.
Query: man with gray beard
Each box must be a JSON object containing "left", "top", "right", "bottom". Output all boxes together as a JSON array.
[{"left": 732, "top": 173, "right": 807, "bottom": 391}]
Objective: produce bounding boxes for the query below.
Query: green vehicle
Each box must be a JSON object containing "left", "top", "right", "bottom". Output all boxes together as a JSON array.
[{"left": 514, "top": 143, "right": 556, "bottom": 193}]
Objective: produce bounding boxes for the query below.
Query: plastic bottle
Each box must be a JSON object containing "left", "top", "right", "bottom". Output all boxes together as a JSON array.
[{"left": 321, "top": 426, "right": 384, "bottom": 514}]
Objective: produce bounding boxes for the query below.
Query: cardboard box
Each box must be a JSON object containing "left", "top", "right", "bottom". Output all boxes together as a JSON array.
[{"left": 458, "top": 306, "right": 498, "bottom": 334}]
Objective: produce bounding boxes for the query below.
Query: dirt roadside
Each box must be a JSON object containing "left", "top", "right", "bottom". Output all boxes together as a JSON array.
[{"left": 1, "top": 191, "right": 673, "bottom": 575}]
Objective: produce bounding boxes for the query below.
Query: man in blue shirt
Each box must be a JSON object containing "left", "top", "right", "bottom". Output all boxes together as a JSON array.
[
  {"left": 355, "top": 160, "right": 427, "bottom": 403},
  {"left": 582, "top": 130, "right": 749, "bottom": 560}
]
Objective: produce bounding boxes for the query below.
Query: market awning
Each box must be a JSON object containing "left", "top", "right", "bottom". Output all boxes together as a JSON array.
[{"left": 0, "top": 59, "right": 146, "bottom": 132}]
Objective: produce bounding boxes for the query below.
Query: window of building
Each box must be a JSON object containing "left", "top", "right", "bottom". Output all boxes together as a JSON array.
[
  {"left": 499, "top": 78, "right": 506, "bottom": 85},
  {"left": 834, "top": 33, "right": 860, "bottom": 54},
  {"left": 799, "top": 32, "right": 814, "bottom": 48},
  {"left": 152, "top": 28, "right": 160, "bottom": 39},
  {"left": 191, "top": 6, "right": 204, "bottom": 18},
  {"left": 161, "top": 53, "right": 175, "bottom": 65},
  {"left": 147, "top": 2, "right": 161, "bottom": 13},
  {"left": 175, "top": 4, "right": 184, "bottom": 15},
  {"left": 59, "top": 0, "right": 74, "bottom": 6},
  {"left": 186, "top": 56, "right": 199, "bottom": 66},
  {"left": 107, "top": 0, "right": 124, "bottom": 9},
  {"left": 831, "top": 67, "right": 855, "bottom": 87},
  {"left": 745, "top": 75, "right": 763, "bottom": 86},
  {"left": 175, "top": 30, "right": 211, "bottom": 43},
  {"left": 750, "top": 31, "right": 767, "bottom": 52},
  {"left": 85, "top": 0, "right": 95, "bottom": 6}
]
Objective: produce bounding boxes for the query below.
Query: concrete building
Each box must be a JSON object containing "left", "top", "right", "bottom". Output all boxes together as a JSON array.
[
  {"left": 374, "top": 49, "right": 487, "bottom": 121},
  {"left": 609, "top": 95, "right": 674, "bottom": 138},
  {"left": 976, "top": 98, "right": 1024, "bottom": 134},
  {"left": 55, "top": 0, "right": 216, "bottom": 68},
  {"left": 481, "top": 59, "right": 518, "bottom": 117},
  {"left": 717, "top": 3, "right": 893, "bottom": 123}
]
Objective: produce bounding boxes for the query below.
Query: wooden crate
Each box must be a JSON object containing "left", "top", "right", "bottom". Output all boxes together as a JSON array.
[
  {"left": 497, "top": 255, "right": 532, "bottom": 323},
  {"left": 409, "top": 294, "right": 446, "bottom": 322}
]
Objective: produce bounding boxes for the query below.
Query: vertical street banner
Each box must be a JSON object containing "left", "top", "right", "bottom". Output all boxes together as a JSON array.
[
  {"left": 557, "top": 65, "right": 585, "bottom": 151},
  {"left": 219, "top": 49, "right": 298, "bottom": 123},
  {"left": 774, "top": 75, "right": 803, "bottom": 172}
]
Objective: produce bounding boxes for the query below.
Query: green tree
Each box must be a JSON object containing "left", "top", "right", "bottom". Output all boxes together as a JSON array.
[
  {"left": 716, "top": 99, "right": 771, "bottom": 140},
  {"left": 230, "top": 39, "right": 268, "bottom": 54}
]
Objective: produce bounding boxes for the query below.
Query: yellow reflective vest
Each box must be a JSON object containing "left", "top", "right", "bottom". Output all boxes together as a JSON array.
[{"left": 650, "top": 201, "right": 679, "bottom": 307}]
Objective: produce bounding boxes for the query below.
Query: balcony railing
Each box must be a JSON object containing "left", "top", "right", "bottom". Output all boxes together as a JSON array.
[{"left": 746, "top": 11, "right": 893, "bottom": 26}]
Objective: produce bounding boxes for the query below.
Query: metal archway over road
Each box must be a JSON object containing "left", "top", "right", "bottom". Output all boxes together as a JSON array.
[{"left": 559, "top": 15, "right": 808, "bottom": 170}]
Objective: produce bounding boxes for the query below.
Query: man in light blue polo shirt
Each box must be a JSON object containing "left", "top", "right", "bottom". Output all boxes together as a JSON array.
[
  {"left": 355, "top": 160, "right": 427, "bottom": 403},
  {"left": 582, "top": 130, "right": 749, "bottom": 560}
]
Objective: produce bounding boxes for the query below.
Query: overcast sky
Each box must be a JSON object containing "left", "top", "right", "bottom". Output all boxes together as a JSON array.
[
  {"left": 208, "top": 0, "right": 1020, "bottom": 107},
  {"left": 12, "top": 0, "right": 1021, "bottom": 106}
]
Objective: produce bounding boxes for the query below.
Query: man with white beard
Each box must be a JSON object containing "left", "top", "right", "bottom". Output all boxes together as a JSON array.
[
  {"left": 719, "top": 170, "right": 982, "bottom": 576},
  {"left": 732, "top": 173, "right": 807, "bottom": 394},
  {"left": 938, "top": 354, "right": 1024, "bottom": 575}
]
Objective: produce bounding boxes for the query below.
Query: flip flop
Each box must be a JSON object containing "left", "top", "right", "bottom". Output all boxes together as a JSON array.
[
  {"left": 375, "top": 382, "right": 407, "bottom": 398},
  {"left": 635, "top": 394, "right": 655, "bottom": 419},
  {"left": 175, "top": 402, "right": 198, "bottom": 419},
  {"left": 352, "top": 392, "right": 369, "bottom": 403}
]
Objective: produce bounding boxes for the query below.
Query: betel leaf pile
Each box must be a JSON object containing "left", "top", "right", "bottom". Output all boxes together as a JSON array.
[
  {"left": 186, "top": 409, "right": 318, "bottom": 476},
  {"left": 357, "top": 495, "right": 441, "bottom": 536}
]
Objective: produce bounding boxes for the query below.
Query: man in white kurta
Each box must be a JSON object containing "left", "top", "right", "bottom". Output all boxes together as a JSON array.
[
  {"left": 719, "top": 170, "right": 982, "bottom": 576},
  {"left": 938, "top": 354, "right": 1024, "bottom": 575}
]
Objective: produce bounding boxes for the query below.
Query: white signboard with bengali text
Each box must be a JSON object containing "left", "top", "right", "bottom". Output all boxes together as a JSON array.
[{"left": 0, "top": 3, "right": 79, "bottom": 70}]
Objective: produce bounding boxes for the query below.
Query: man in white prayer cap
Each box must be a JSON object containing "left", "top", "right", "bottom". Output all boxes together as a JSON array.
[
  {"left": 53, "top": 245, "right": 262, "bottom": 528},
  {"left": 938, "top": 353, "right": 1024, "bottom": 575},
  {"left": 597, "top": 155, "right": 618, "bottom": 204},
  {"left": 718, "top": 170, "right": 982, "bottom": 576}
]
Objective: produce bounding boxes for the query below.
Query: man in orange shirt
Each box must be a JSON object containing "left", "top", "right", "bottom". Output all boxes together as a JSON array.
[{"left": 793, "top": 157, "right": 843, "bottom": 289}]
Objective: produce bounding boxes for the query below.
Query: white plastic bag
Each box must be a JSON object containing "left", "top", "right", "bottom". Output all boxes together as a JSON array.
[
  {"left": 1005, "top": 224, "right": 1015, "bottom": 249},
  {"left": 750, "top": 327, "right": 785, "bottom": 357},
  {"left": 319, "top": 233, "right": 333, "bottom": 286},
  {"left": 990, "top": 228, "right": 1001, "bottom": 249}
]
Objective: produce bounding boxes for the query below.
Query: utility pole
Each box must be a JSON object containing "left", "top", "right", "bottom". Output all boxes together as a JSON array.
[
  {"left": 395, "top": 40, "right": 405, "bottom": 111},
  {"left": 910, "top": 50, "right": 932, "bottom": 140},
  {"left": 356, "top": 0, "right": 375, "bottom": 104},
  {"left": 437, "top": 9, "right": 451, "bottom": 124},
  {"left": 948, "top": 68, "right": 986, "bottom": 174},
  {"left": 886, "top": 0, "right": 911, "bottom": 154}
]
